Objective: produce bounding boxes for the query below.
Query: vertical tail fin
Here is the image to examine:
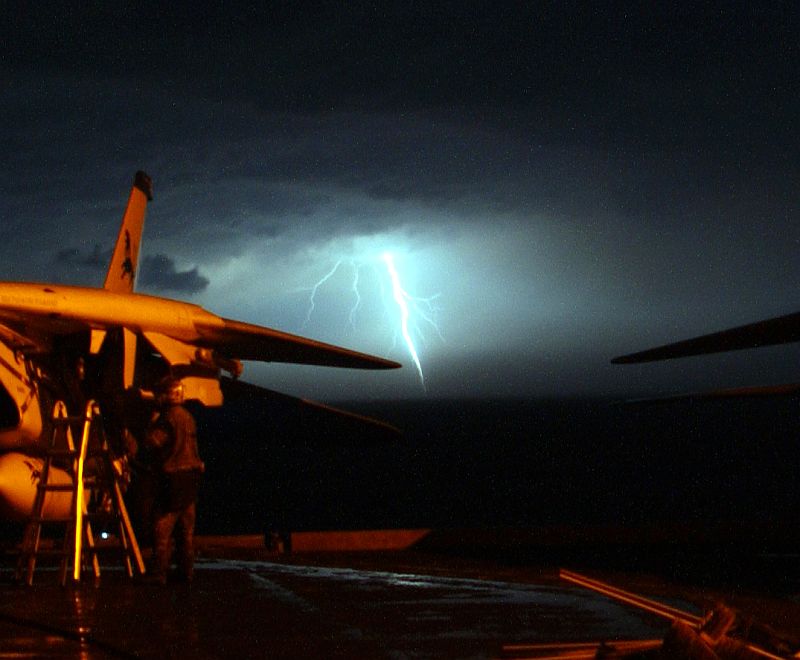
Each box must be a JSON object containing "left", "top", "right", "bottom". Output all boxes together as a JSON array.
[{"left": 103, "top": 171, "right": 153, "bottom": 293}]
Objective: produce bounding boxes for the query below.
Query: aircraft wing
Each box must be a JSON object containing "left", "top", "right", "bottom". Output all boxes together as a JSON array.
[
  {"left": 195, "top": 317, "right": 401, "bottom": 370},
  {"left": 611, "top": 311, "right": 800, "bottom": 364}
]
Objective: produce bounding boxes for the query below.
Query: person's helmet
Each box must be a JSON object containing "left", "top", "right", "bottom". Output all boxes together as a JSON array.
[{"left": 160, "top": 379, "right": 185, "bottom": 405}]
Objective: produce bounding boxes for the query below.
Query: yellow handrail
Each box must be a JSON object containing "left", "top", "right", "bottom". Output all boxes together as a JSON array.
[{"left": 72, "top": 401, "right": 97, "bottom": 581}]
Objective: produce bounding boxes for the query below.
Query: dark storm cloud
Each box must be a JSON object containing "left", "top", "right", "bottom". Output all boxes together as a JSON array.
[
  {"left": 50, "top": 246, "right": 209, "bottom": 294},
  {"left": 4, "top": 3, "right": 560, "bottom": 111},
  {"left": 2, "top": 4, "right": 799, "bottom": 400},
  {"left": 4, "top": 2, "right": 796, "bottom": 234},
  {"left": 138, "top": 254, "right": 209, "bottom": 294},
  {"left": 7, "top": 4, "right": 795, "bottom": 123},
  {"left": 54, "top": 245, "right": 109, "bottom": 277},
  {"left": 153, "top": 177, "right": 324, "bottom": 240}
]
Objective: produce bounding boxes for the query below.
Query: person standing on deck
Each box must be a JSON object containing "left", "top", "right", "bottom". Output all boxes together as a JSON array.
[{"left": 144, "top": 379, "right": 204, "bottom": 584}]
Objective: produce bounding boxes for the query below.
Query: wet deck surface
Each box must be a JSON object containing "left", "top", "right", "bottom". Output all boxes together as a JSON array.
[
  {"left": 1, "top": 543, "right": 799, "bottom": 659},
  {"left": 0, "top": 552, "right": 689, "bottom": 659}
]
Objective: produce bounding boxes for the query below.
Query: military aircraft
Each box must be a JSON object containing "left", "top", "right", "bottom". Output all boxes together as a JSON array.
[{"left": 0, "top": 171, "right": 401, "bottom": 521}]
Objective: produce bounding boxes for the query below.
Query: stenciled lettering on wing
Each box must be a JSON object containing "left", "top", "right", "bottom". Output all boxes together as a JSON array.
[{"left": 0, "top": 294, "right": 56, "bottom": 309}]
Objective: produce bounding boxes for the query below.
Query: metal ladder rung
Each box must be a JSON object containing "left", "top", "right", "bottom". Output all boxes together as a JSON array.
[
  {"left": 17, "top": 400, "right": 145, "bottom": 585},
  {"left": 25, "top": 547, "right": 71, "bottom": 558},
  {"left": 45, "top": 449, "right": 78, "bottom": 459},
  {"left": 36, "top": 484, "right": 76, "bottom": 492},
  {"left": 52, "top": 415, "right": 84, "bottom": 421},
  {"left": 27, "top": 515, "right": 74, "bottom": 524}
]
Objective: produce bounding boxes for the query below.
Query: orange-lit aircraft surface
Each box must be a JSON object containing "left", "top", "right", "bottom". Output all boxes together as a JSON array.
[{"left": 0, "top": 172, "right": 400, "bottom": 520}]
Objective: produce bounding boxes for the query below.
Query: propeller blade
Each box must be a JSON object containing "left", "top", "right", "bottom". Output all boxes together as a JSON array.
[
  {"left": 219, "top": 377, "right": 400, "bottom": 440},
  {"left": 622, "top": 382, "right": 800, "bottom": 404},
  {"left": 612, "top": 311, "right": 800, "bottom": 364}
]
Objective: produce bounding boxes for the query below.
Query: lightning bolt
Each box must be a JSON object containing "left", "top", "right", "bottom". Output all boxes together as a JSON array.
[
  {"left": 381, "top": 252, "right": 425, "bottom": 388},
  {"left": 303, "top": 259, "right": 345, "bottom": 329},
  {"left": 303, "top": 251, "right": 440, "bottom": 390},
  {"left": 349, "top": 264, "right": 361, "bottom": 330}
]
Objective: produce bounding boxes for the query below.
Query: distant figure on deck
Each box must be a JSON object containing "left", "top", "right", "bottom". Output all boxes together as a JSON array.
[{"left": 145, "top": 379, "right": 204, "bottom": 584}]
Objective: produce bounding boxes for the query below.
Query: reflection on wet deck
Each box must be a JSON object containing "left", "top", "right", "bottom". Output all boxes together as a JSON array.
[{"left": 0, "top": 557, "right": 677, "bottom": 659}]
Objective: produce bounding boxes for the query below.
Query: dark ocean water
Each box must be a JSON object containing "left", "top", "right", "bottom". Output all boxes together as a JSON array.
[{"left": 191, "top": 396, "right": 800, "bottom": 537}]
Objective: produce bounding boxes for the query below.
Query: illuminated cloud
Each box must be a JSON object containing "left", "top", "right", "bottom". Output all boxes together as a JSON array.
[{"left": 1, "top": 5, "right": 798, "bottom": 401}]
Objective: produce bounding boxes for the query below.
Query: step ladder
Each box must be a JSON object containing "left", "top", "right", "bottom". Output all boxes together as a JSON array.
[{"left": 16, "top": 400, "right": 146, "bottom": 586}]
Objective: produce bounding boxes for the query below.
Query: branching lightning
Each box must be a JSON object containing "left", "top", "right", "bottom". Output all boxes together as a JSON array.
[
  {"left": 382, "top": 252, "right": 424, "bottom": 386},
  {"left": 348, "top": 263, "right": 361, "bottom": 330},
  {"left": 303, "top": 260, "right": 343, "bottom": 328},
  {"left": 303, "top": 251, "right": 440, "bottom": 390}
]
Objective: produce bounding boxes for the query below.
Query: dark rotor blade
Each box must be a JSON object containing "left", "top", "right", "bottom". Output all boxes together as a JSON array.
[
  {"left": 219, "top": 377, "right": 400, "bottom": 440},
  {"left": 612, "top": 311, "right": 800, "bottom": 364},
  {"left": 622, "top": 382, "right": 800, "bottom": 404}
]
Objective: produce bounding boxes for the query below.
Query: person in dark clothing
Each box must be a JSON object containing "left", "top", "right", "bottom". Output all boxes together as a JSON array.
[{"left": 145, "top": 379, "right": 204, "bottom": 584}]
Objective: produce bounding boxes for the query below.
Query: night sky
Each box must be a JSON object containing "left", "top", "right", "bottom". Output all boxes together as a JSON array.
[{"left": 2, "top": 4, "right": 799, "bottom": 402}]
